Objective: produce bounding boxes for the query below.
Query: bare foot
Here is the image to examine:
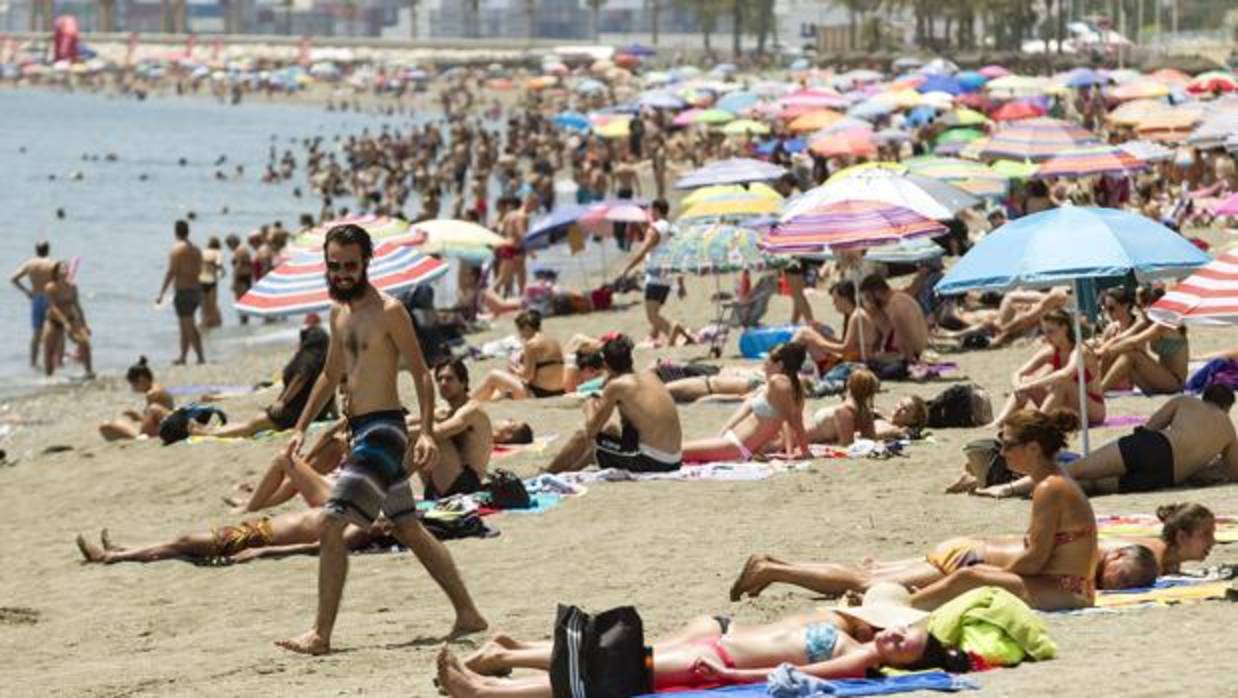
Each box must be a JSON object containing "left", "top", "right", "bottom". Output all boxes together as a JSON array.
[
  {"left": 729, "top": 554, "right": 770, "bottom": 602},
  {"left": 944, "top": 472, "right": 978, "bottom": 494},
  {"left": 447, "top": 612, "right": 489, "bottom": 641},
  {"left": 100, "top": 528, "right": 120, "bottom": 551},
  {"left": 437, "top": 645, "right": 482, "bottom": 698},
  {"left": 463, "top": 634, "right": 516, "bottom": 676},
  {"left": 275, "top": 629, "right": 330, "bottom": 656},
  {"left": 172, "top": 358, "right": 187, "bottom": 366},
  {"left": 76, "top": 533, "right": 105, "bottom": 563}
]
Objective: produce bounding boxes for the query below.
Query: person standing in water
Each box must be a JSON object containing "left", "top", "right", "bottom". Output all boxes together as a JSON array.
[
  {"left": 276, "top": 224, "right": 486, "bottom": 656},
  {"left": 155, "top": 220, "right": 205, "bottom": 364},
  {"left": 10, "top": 240, "right": 56, "bottom": 369}
]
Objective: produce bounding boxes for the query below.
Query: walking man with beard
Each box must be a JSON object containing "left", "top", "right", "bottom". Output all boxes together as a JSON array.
[{"left": 276, "top": 224, "right": 487, "bottom": 656}]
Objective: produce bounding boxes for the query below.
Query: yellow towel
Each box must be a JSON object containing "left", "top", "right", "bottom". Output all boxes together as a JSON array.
[{"left": 1095, "top": 581, "right": 1232, "bottom": 608}]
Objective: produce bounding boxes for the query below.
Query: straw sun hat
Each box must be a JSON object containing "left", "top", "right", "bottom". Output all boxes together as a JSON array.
[{"left": 834, "top": 582, "right": 929, "bottom": 629}]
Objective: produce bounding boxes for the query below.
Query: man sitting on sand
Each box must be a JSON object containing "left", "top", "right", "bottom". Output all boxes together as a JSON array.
[
  {"left": 546, "top": 333, "right": 683, "bottom": 473},
  {"left": 860, "top": 274, "right": 928, "bottom": 366},
  {"left": 414, "top": 360, "right": 495, "bottom": 500},
  {"left": 729, "top": 534, "right": 1160, "bottom": 603},
  {"left": 976, "top": 385, "right": 1238, "bottom": 498}
]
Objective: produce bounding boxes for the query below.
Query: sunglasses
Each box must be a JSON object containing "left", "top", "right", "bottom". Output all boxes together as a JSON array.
[
  {"left": 999, "top": 438, "right": 1024, "bottom": 451},
  {"left": 326, "top": 260, "right": 362, "bottom": 273}
]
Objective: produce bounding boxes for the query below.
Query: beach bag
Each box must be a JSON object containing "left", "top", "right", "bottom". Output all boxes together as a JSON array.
[
  {"left": 589, "top": 286, "right": 613, "bottom": 311},
  {"left": 1185, "top": 358, "right": 1238, "bottom": 393},
  {"left": 550, "top": 605, "right": 652, "bottom": 698},
  {"left": 158, "top": 405, "right": 227, "bottom": 445},
  {"left": 927, "top": 384, "right": 992, "bottom": 428},
  {"left": 483, "top": 469, "right": 532, "bottom": 510}
]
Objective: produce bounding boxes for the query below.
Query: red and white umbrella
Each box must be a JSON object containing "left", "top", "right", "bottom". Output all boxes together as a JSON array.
[
  {"left": 1148, "top": 250, "right": 1237, "bottom": 326},
  {"left": 235, "top": 240, "right": 448, "bottom": 318}
]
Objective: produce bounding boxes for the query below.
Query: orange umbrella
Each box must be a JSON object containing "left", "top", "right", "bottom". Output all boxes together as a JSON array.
[
  {"left": 788, "top": 109, "right": 843, "bottom": 133},
  {"left": 809, "top": 130, "right": 877, "bottom": 158},
  {"left": 1135, "top": 110, "right": 1202, "bottom": 142}
]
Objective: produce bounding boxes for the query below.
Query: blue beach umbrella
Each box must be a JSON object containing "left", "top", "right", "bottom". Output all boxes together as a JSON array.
[
  {"left": 755, "top": 137, "right": 806, "bottom": 156},
  {"left": 638, "top": 90, "right": 686, "bottom": 110},
  {"left": 524, "top": 204, "right": 593, "bottom": 251},
  {"left": 1063, "top": 67, "right": 1107, "bottom": 88},
  {"left": 716, "top": 90, "right": 759, "bottom": 114},
  {"left": 935, "top": 207, "right": 1211, "bottom": 454},
  {"left": 917, "top": 74, "right": 963, "bottom": 95},
  {"left": 955, "top": 71, "right": 988, "bottom": 92},
  {"left": 552, "top": 111, "right": 590, "bottom": 131}
]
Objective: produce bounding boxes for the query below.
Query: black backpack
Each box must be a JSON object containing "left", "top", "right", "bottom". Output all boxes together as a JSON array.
[
  {"left": 927, "top": 384, "right": 992, "bottom": 428},
  {"left": 550, "top": 605, "right": 652, "bottom": 698}
]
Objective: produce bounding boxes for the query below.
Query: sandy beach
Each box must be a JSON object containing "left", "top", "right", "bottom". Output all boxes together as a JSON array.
[{"left": 2, "top": 258, "right": 1236, "bottom": 696}]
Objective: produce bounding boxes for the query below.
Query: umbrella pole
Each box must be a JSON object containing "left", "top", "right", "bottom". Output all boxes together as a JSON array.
[
  {"left": 853, "top": 266, "right": 868, "bottom": 363},
  {"left": 1072, "top": 279, "right": 1090, "bottom": 456}
]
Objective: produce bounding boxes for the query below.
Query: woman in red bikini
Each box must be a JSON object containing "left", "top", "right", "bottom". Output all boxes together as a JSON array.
[
  {"left": 909, "top": 409, "right": 1101, "bottom": 611},
  {"left": 991, "top": 309, "right": 1106, "bottom": 427}
]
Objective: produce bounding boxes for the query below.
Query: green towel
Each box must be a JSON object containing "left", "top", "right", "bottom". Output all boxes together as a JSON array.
[{"left": 927, "top": 586, "right": 1057, "bottom": 666}]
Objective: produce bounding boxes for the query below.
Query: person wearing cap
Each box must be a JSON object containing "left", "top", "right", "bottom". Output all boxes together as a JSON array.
[
  {"left": 545, "top": 333, "right": 682, "bottom": 473},
  {"left": 436, "top": 583, "right": 968, "bottom": 695}
]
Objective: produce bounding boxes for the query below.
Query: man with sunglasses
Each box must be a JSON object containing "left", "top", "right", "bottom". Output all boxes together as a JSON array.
[{"left": 276, "top": 224, "right": 486, "bottom": 656}]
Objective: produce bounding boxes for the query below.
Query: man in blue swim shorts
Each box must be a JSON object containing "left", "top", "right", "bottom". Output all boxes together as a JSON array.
[
  {"left": 10, "top": 241, "right": 56, "bottom": 368},
  {"left": 276, "top": 224, "right": 487, "bottom": 656}
]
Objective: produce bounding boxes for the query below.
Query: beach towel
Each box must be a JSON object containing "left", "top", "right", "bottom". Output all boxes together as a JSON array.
[
  {"left": 556, "top": 462, "right": 813, "bottom": 485},
  {"left": 1096, "top": 414, "right": 1147, "bottom": 428},
  {"left": 492, "top": 433, "right": 559, "bottom": 460},
  {"left": 1097, "top": 514, "right": 1238, "bottom": 543},
  {"left": 639, "top": 670, "right": 977, "bottom": 697},
  {"left": 1095, "top": 579, "right": 1233, "bottom": 609},
  {"left": 926, "top": 587, "right": 1056, "bottom": 667},
  {"left": 166, "top": 384, "right": 259, "bottom": 397}
]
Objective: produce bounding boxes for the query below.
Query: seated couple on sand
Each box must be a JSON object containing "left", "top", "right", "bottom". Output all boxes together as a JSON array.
[
  {"left": 731, "top": 502, "right": 1218, "bottom": 605},
  {"left": 978, "top": 385, "right": 1238, "bottom": 498},
  {"left": 436, "top": 583, "right": 971, "bottom": 696},
  {"left": 793, "top": 276, "right": 928, "bottom": 375}
]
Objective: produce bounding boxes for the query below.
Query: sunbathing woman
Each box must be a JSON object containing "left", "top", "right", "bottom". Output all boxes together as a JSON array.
[
  {"left": 98, "top": 357, "right": 174, "bottom": 440},
  {"left": 664, "top": 366, "right": 767, "bottom": 403},
  {"left": 793, "top": 281, "right": 882, "bottom": 372},
  {"left": 907, "top": 409, "right": 1100, "bottom": 611},
  {"left": 991, "top": 309, "right": 1106, "bottom": 427},
  {"left": 472, "top": 310, "right": 566, "bottom": 400},
  {"left": 1092, "top": 287, "right": 1141, "bottom": 386},
  {"left": 730, "top": 534, "right": 1156, "bottom": 602},
  {"left": 1113, "top": 503, "right": 1217, "bottom": 575},
  {"left": 1099, "top": 319, "right": 1189, "bottom": 395},
  {"left": 436, "top": 585, "right": 969, "bottom": 696},
  {"left": 192, "top": 325, "right": 335, "bottom": 438},
  {"left": 806, "top": 369, "right": 927, "bottom": 446},
  {"left": 681, "top": 342, "right": 810, "bottom": 462}
]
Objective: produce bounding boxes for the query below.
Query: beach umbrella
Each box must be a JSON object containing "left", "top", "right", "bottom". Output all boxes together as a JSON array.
[
  {"left": 905, "top": 105, "right": 939, "bottom": 127},
  {"left": 721, "top": 119, "right": 771, "bottom": 136},
  {"left": 594, "top": 117, "right": 632, "bottom": 138},
  {"left": 579, "top": 200, "right": 649, "bottom": 228},
  {"left": 1109, "top": 79, "right": 1170, "bottom": 101},
  {"left": 935, "top": 127, "right": 986, "bottom": 146},
  {"left": 292, "top": 215, "right": 411, "bottom": 250},
  {"left": 848, "top": 99, "right": 896, "bottom": 121},
  {"left": 940, "top": 107, "right": 990, "bottom": 127},
  {"left": 1063, "top": 67, "right": 1107, "bottom": 88},
  {"left": 755, "top": 137, "right": 807, "bottom": 156},
  {"left": 681, "top": 183, "right": 783, "bottom": 208},
  {"left": 905, "top": 156, "right": 1009, "bottom": 198},
  {"left": 979, "top": 65, "right": 1010, "bottom": 78},
  {"left": 1149, "top": 68, "right": 1191, "bottom": 85},
  {"left": 935, "top": 207, "right": 1211, "bottom": 453},
  {"left": 1187, "top": 113, "right": 1238, "bottom": 149},
  {"left": 1135, "top": 110, "right": 1202, "bottom": 142},
  {"left": 917, "top": 74, "right": 963, "bottom": 95},
  {"left": 235, "top": 242, "right": 447, "bottom": 319},
  {"left": 979, "top": 118, "right": 1098, "bottom": 161},
  {"left": 674, "top": 158, "right": 787, "bottom": 190},
  {"left": 788, "top": 108, "right": 843, "bottom": 133},
  {"left": 552, "top": 111, "right": 590, "bottom": 131},
  {"left": 808, "top": 130, "right": 877, "bottom": 158},
  {"left": 679, "top": 194, "right": 782, "bottom": 221},
  {"left": 620, "top": 42, "right": 656, "bottom": 57},
  {"left": 649, "top": 223, "right": 785, "bottom": 275},
  {"left": 919, "top": 58, "right": 959, "bottom": 75},
  {"left": 991, "top": 101, "right": 1045, "bottom": 121},
  {"left": 825, "top": 162, "right": 907, "bottom": 184},
  {"left": 1034, "top": 146, "right": 1149, "bottom": 179},
  {"left": 637, "top": 90, "right": 685, "bottom": 109},
  {"left": 692, "top": 108, "right": 736, "bottom": 125},
  {"left": 1107, "top": 98, "right": 1173, "bottom": 127},
  {"left": 407, "top": 219, "right": 507, "bottom": 262},
  {"left": 783, "top": 168, "right": 979, "bottom": 222},
  {"left": 809, "top": 116, "right": 874, "bottom": 137},
  {"left": 985, "top": 75, "right": 1048, "bottom": 97},
  {"left": 875, "top": 128, "right": 913, "bottom": 145},
  {"left": 1118, "top": 140, "right": 1175, "bottom": 162},
  {"left": 1186, "top": 71, "right": 1237, "bottom": 95},
  {"left": 955, "top": 71, "right": 989, "bottom": 92},
  {"left": 671, "top": 108, "right": 703, "bottom": 127},
  {"left": 779, "top": 88, "right": 848, "bottom": 110},
  {"left": 716, "top": 90, "right": 759, "bottom": 114},
  {"left": 1148, "top": 250, "right": 1238, "bottom": 327},
  {"left": 765, "top": 199, "right": 946, "bottom": 253},
  {"left": 806, "top": 235, "right": 945, "bottom": 265},
  {"left": 524, "top": 204, "right": 592, "bottom": 251},
  {"left": 989, "top": 159, "right": 1039, "bottom": 180},
  {"left": 575, "top": 78, "right": 607, "bottom": 94}
]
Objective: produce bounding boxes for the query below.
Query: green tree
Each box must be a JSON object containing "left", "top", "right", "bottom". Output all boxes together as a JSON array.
[{"left": 675, "top": 0, "right": 722, "bottom": 53}]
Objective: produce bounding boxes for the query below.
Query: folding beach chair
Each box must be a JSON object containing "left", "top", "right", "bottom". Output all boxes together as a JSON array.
[{"left": 706, "top": 273, "right": 779, "bottom": 358}]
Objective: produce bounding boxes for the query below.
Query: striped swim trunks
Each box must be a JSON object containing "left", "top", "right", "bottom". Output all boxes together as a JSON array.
[{"left": 324, "top": 410, "right": 417, "bottom": 527}]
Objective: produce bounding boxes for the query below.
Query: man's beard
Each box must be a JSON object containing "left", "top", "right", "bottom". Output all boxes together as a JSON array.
[{"left": 327, "top": 270, "right": 369, "bottom": 302}]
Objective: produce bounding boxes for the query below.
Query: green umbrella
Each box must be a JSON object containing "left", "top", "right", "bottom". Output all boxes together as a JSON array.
[
  {"left": 935, "top": 127, "right": 985, "bottom": 145},
  {"left": 693, "top": 108, "right": 736, "bottom": 125},
  {"left": 990, "top": 159, "right": 1039, "bottom": 180}
]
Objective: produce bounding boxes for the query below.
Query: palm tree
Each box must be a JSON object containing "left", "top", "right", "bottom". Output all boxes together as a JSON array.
[
  {"left": 409, "top": 0, "right": 419, "bottom": 39},
  {"left": 587, "top": 0, "right": 607, "bottom": 40},
  {"left": 730, "top": 0, "right": 744, "bottom": 57}
]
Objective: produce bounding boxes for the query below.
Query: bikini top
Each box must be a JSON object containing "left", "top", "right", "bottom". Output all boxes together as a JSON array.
[
  {"left": 747, "top": 388, "right": 779, "bottom": 419},
  {"left": 1150, "top": 331, "right": 1187, "bottom": 358}
]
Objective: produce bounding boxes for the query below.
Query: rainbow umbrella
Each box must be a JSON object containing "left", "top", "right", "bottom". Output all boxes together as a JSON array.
[
  {"left": 1148, "top": 250, "right": 1238, "bottom": 327},
  {"left": 784, "top": 168, "right": 979, "bottom": 222},
  {"left": 979, "top": 118, "right": 1098, "bottom": 161},
  {"left": 1035, "top": 146, "right": 1149, "bottom": 179},
  {"left": 905, "top": 156, "right": 1009, "bottom": 198},
  {"left": 649, "top": 223, "right": 786, "bottom": 275},
  {"left": 292, "top": 215, "right": 411, "bottom": 250},
  {"left": 235, "top": 241, "right": 448, "bottom": 318},
  {"left": 764, "top": 199, "right": 947, "bottom": 253}
]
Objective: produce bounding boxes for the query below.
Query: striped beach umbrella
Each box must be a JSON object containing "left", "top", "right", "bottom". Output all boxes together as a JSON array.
[
  {"left": 1148, "top": 251, "right": 1238, "bottom": 327},
  {"left": 764, "top": 200, "right": 947, "bottom": 253},
  {"left": 1215, "top": 192, "right": 1238, "bottom": 217},
  {"left": 292, "top": 215, "right": 411, "bottom": 250},
  {"left": 905, "top": 156, "right": 1010, "bottom": 197},
  {"left": 235, "top": 242, "right": 448, "bottom": 318},
  {"left": 674, "top": 158, "right": 788, "bottom": 190},
  {"left": 1034, "top": 146, "right": 1149, "bottom": 179},
  {"left": 648, "top": 223, "right": 786, "bottom": 275},
  {"left": 784, "top": 168, "right": 980, "bottom": 222},
  {"left": 979, "top": 118, "right": 1098, "bottom": 161}
]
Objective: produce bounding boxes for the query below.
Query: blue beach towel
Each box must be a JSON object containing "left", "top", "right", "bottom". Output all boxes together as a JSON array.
[{"left": 637, "top": 669, "right": 977, "bottom": 697}]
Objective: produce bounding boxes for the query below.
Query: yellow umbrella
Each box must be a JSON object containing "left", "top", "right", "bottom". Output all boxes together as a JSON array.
[
  {"left": 721, "top": 119, "right": 771, "bottom": 136},
  {"left": 788, "top": 109, "right": 843, "bottom": 133},
  {"left": 594, "top": 117, "right": 632, "bottom": 139},
  {"left": 825, "top": 161, "right": 907, "bottom": 184},
  {"left": 873, "top": 89, "right": 922, "bottom": 109},
  {"left": 408, "top": 219, "right": 506, "bottom": 260},
  {"left": 679, "top": 195, "right": 782, "bottom": 220},
  {"left": 681, "top": 183, "right": 783, "bottom": 208}
]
